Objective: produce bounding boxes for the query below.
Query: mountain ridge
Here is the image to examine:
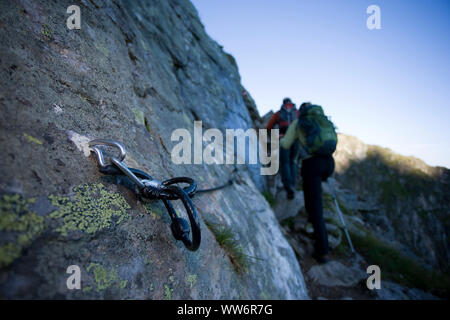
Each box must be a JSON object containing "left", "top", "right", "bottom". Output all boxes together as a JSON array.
[
  {"left": 333, "top": 133, "right": 449, "bottom": 274},
  {"left": 335, "top": 132, "right": 449, "bottom": 173}
]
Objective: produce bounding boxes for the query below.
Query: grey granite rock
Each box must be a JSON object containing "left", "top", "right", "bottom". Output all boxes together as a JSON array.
[{"left": 0, "top": 0, "right": 307, "bottom": 299}]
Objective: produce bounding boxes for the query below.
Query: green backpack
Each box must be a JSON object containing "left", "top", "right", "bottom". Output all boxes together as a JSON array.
[{"left": 297, "top": 104, "right": 337, "bottom": 156}]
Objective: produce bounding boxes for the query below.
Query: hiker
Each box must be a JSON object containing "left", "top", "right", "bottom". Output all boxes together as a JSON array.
[
  {"left": 280, "top": 104, "right": 337, "bottom": 263},
  {"left": 266, "top": 98, "right": 300, "bottom": 199}
]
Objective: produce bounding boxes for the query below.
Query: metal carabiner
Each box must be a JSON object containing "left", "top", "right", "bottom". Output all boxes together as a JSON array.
[
  {"left": 110, "top": 157, "right": 146, "bottom": 189},
  {"left": 88, "top": 139, "right": 202, "bottom": 251},
  {"left": 88, "top": 139, "right": 127, "bottom": 169},
  {"left": 89, "top": 139, "right": 148, "bottom": 190}
]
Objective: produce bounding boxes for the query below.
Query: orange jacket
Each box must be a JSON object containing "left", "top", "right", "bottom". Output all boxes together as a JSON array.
[{"left": 266, "top": 103, "right": 298, "bottom": 136}]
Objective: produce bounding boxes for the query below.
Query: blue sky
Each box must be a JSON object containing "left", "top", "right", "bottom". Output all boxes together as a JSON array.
[{"left": 191, "top": 0, "right": 450, "bottom": 168}]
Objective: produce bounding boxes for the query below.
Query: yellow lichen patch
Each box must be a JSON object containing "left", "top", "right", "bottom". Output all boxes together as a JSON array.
[
  {"left": 49, "top": 184, "right": 130, "bottom": 236},
  {"left": 23, "top": 133, "right": 43, "bottom": 145},
  {"left": 78, "top": 94, "right": 87, "bottom": 103},
  {"left": 0, "top": 194, "right": 45, "bottom": 268},
  {"left": 87, "top": 262, "right": 128, "bottom": 292},
  {"left": 0, "top": 243, "right": 21, "bottom": 268},
  {"left": 144, "top": 204, "right": 163, "bottom": 220},
  {"left": 164, "top": 284, "right": 173, "bottom": 300},
  {"left": 41, "top": 24, "right": 52, "bottom": 39},
  {"left": 132, "top": 109, "right": 145, "bottom": 126},
  {"left": 187, "top": 274, "right": 197, "bottom": 288}
]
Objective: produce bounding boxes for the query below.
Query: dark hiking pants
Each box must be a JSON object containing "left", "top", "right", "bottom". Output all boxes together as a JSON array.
[
  {"left": 301, "top": 155, "right": 335, "bottom": 256},
  {"left": 280, "top": 140, "right": 300, "bottom": 193}
]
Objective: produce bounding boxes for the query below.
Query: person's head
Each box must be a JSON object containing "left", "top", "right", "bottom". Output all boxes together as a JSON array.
[
  {"left": 299, "top": 102, "right": 312, "bottom": 115},
  {"left": 282, "top": 97, "right": 292, "bottom": 105},
  {"left": 300, "top": 102, "right": 311, "bottom": 109}
]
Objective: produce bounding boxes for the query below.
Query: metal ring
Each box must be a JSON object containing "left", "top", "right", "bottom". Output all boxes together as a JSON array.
[
  {"left": 162, "top": 186, "right": 201, "bottom": 251},
  {"left": 162, "top": 177, "right": 197, "bottom": 198}
]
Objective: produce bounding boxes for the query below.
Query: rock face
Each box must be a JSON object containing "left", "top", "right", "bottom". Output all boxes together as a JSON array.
[
  {"left": 375, "top": 281, "right": 439, "bottom": 300},
  {"left": 0, "top": 0, "right": 308, "bottom": 299},
  {"left": 272, "top": 189, "right": 304, "bottom": 221},
  {"left": 307, "top": 260, "right": 366, "bottom": 288}
]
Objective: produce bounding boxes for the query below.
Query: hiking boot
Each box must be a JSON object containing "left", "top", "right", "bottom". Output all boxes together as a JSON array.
[{"left": 312, "top": 252, "right": 328, "bottom": 264}]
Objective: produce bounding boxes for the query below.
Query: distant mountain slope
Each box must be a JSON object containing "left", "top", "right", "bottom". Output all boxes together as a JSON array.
[
  {"left": 260, "top": 126, "right": 450, "bottom": 298},
  {"left": 334, "top": 133, "right": 450, "bottom": 273}
]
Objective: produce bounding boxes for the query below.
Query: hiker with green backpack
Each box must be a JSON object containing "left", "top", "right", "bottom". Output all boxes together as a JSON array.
[{"left": 280, "top": 103, "right": 337, "bottom": 263}]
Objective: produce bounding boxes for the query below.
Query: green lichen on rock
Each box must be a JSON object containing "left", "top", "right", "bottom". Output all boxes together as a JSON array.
[
  {"left": 120, "top": 280, "right": 128, "bottom": 289},
  {"left": 23, "top": 132, "right": 43, "bottom": 145},
  {"left": 132, "top": 109, "right": 145, "bottom": 126},
  {"left": 87, "top": 262, "right": 127, "bottom": 292},
  {"left": 40, "top": 24, "right": 53, "bottom": 39},
  {"left": 164, "top": 285, "right": 173, "bottom": 300},
  {"left": 49, "top": 184, "right": 130, "bottom": 236},
  {"left": 0, "top": 243, "right": 21, "bottom": 268},
  {"left": 144, "top": 203, "right": 163, "bottom": 220},
  {"left": 82, "top": 286, "right": 92, "bottom": 292},
  {"left": 0, "top": 194, "right": 45, "bottom": 268},
  {"left": 187, "top": 274, "right": 197, "bottom": 288}
]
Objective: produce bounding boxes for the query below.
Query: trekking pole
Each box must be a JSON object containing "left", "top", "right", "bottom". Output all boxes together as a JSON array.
[{"left": 326, "top": 180, "right": 355, "bottom": 254}]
